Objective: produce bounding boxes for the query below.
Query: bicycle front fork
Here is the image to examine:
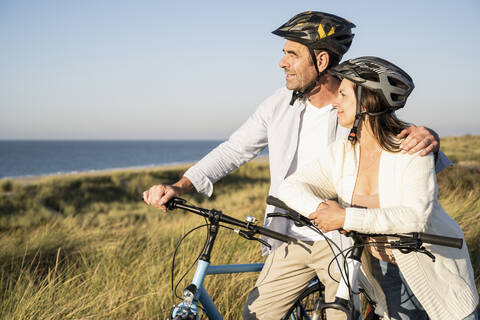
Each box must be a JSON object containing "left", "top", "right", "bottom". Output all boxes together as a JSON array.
[{"left": 169, "top": 283, "right": 200, "bottom": 319}]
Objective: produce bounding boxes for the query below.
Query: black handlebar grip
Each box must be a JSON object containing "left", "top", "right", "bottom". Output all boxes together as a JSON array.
[
  {"left": 418, "top": 233, "right": 463, "bottom": 249},
  {"left": 266, "top": 196, "right": 313, "bottom": 226},
  {"left": 165, "top": 197, "right": 187, "bottom": 210},
  {"left": 266, "top": 196, "right": 291, "bottom": 211}
]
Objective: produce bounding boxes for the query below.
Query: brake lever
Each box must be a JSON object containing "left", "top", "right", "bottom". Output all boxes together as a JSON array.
[
  {"left": 235, "top": 229, "right": 272, "bottom": 250},
  {"left": 390, "top": 239, "right": 436, "bottom": 262},
  {"left": 417, "top": 247, "right": 436, "bottom": 262},
  {"left": 266, "top": 212, "right": 312, "bottom": 227}
]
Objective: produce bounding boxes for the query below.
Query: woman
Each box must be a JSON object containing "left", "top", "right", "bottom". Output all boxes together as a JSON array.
[{"left": 278, "top": 56, "right": 478, "bottom": 320}]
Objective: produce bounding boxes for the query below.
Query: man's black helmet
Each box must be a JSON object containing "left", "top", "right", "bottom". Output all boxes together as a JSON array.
[
  {"left": 272, "top": 11, "right": 356, "bottom": 61},
  {"left": 273, "top": 11, "right": 356, "bottom": 105},
  {"left": 329, "top": 56, "right": 415, "bottom": 110}
]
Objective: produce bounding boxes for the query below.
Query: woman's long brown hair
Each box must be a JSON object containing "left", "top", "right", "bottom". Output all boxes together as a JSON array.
[{"left": 358, "top": 86, "right": 411, "bottom": 152}]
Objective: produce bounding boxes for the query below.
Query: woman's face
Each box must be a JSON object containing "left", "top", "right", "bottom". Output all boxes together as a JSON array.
[{"left": 333, "top": 79, "right": 357, "bottom": 128}]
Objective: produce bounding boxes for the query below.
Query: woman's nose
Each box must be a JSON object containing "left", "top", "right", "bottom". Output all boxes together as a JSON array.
[{"left": 332, "top": 96, "right": 341, "bottom": 108}]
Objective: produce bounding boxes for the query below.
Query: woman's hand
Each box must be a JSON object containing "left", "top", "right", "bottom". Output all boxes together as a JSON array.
[{"left": 308, "top": 200, "right": 346, "bottom": 233}]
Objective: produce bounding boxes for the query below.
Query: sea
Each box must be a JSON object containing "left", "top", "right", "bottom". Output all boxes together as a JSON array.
[{"left": 0, "top": 140, "right": 267, "bottom": 179}]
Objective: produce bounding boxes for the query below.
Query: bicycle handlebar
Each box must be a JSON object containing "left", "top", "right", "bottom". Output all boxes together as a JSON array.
[
  {"left": 266, "top": 196, "right": 313, "bottom": 226},
  {"left": 266, "top": 196, "right": 463, "bottom": 249},
  {"left": 166, "top": 197, "right": 296, "bottom": 244},
  {"left": 407, "top": 232, "right": 462, "bottom": 249}
]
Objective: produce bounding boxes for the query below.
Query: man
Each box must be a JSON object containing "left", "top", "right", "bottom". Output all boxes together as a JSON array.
[{"left": 143, "top": 12, "right": 449, "bottom": 319}]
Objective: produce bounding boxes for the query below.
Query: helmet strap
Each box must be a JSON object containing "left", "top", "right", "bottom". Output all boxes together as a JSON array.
[
  {"left": 348, "top": 87, "right": 397, "bottom": 141},
  {"left": 348, "top": 86, "right": 363, "bottom": 142},
  {"left": 308, "top": 48, "right": 320, "bottom": 74},
  {"left": 366, "top": 109, "right": 395, "bottom": 116},
  {"left": 289, "top": 78, "right": 319, "bottom": 105}
]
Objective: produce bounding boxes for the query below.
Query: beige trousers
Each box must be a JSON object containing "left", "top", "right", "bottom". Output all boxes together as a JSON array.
[{"left": 242, "top": 240, "right": 346, "bottom": 320}]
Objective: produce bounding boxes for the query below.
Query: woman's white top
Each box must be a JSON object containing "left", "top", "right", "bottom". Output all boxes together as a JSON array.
[{"left": 278, "top": 138, "right": 478, "bottom": 320}]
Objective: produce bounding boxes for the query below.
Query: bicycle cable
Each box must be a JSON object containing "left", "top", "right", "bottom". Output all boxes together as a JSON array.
[
  {"left": 305, "top": 224, "right": 353, "bottom": 294},
  {"left": 328, "top": 240, "right": 386, "bottom": 283},
  {"left": 327, "top": 239, "right": 399, "bottom": 306},
  {"left": 171, "top": 221, "right": 209, "bottom": 301}
]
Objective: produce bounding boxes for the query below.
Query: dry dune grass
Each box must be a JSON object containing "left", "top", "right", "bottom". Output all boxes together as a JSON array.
[{"left": 0, "top": 137, "right": 479, "bottom": 319}]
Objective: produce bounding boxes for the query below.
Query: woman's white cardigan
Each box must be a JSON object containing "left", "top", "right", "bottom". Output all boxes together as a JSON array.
[{"left": 278, "top": 139, "right": 478, "bottom": 320}]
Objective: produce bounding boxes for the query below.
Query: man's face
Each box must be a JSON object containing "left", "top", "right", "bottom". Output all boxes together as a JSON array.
[{"left": 279, "top": 40, "right": 318, "bottom": 92}]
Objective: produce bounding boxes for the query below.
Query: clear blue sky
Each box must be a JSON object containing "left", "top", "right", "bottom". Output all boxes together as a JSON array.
[{"left": 1, "top": 0, "right": 479, "bottom": 139}]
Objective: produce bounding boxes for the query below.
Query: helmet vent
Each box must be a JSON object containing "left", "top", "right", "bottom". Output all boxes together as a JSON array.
[
  {"left": 332, "top": 34, "right": 352, "bottom": 42},
  {"left": 361, "top": 72, "right": 380, "bottom": 83},
  {"left": 364, "top": 62, "right": 380, "bottom": 69},
  {"left": 387, "top": 76, "right": 408, "bottom": 90},
  {"left": 391, "top": 93, "right": 406, "bottom": 103}
]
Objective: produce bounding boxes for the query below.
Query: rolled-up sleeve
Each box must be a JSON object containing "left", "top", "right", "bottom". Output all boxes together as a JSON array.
[{"left": 184, "top": 100, "right": 271, "bottom": 197}]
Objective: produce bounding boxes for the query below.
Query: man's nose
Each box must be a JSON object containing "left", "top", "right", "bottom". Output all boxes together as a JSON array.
[{"left": 279, "top": 55, "right": 288, "bottom": 69}]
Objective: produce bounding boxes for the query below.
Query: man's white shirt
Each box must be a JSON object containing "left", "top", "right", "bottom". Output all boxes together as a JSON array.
[{"left": 287, "top": 101, "right": 336, "bottom": 241}]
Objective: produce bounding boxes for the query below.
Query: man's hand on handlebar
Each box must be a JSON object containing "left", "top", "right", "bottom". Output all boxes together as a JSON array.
[{"left": 143, "top": 177, "right": 193, "bottom": 212}]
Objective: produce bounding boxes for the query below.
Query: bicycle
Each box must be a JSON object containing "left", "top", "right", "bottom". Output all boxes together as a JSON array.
[
  {"left": 165, "top": 196, "right": 463, "bottom": 320},
  {"left": 164, "top": 197, "right": 323, "bottom": 320}
]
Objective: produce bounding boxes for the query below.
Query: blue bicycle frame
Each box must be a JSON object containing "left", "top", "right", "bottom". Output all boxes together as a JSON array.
[
  {"left": 171, "top": 260, "right": 320, "bottom": 320},
  {"left": 171, "top": 261, "right": 264, "bottom": 319}
]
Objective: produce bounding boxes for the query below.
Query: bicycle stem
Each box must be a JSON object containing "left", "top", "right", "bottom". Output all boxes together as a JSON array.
[{"left": 202, "top": 215, "right": 220, "bottom": 262}]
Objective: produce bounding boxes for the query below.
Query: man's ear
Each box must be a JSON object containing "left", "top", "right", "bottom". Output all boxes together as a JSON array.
[{"left": 316, "top": 50, "right": 330, "bottom": 73}]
